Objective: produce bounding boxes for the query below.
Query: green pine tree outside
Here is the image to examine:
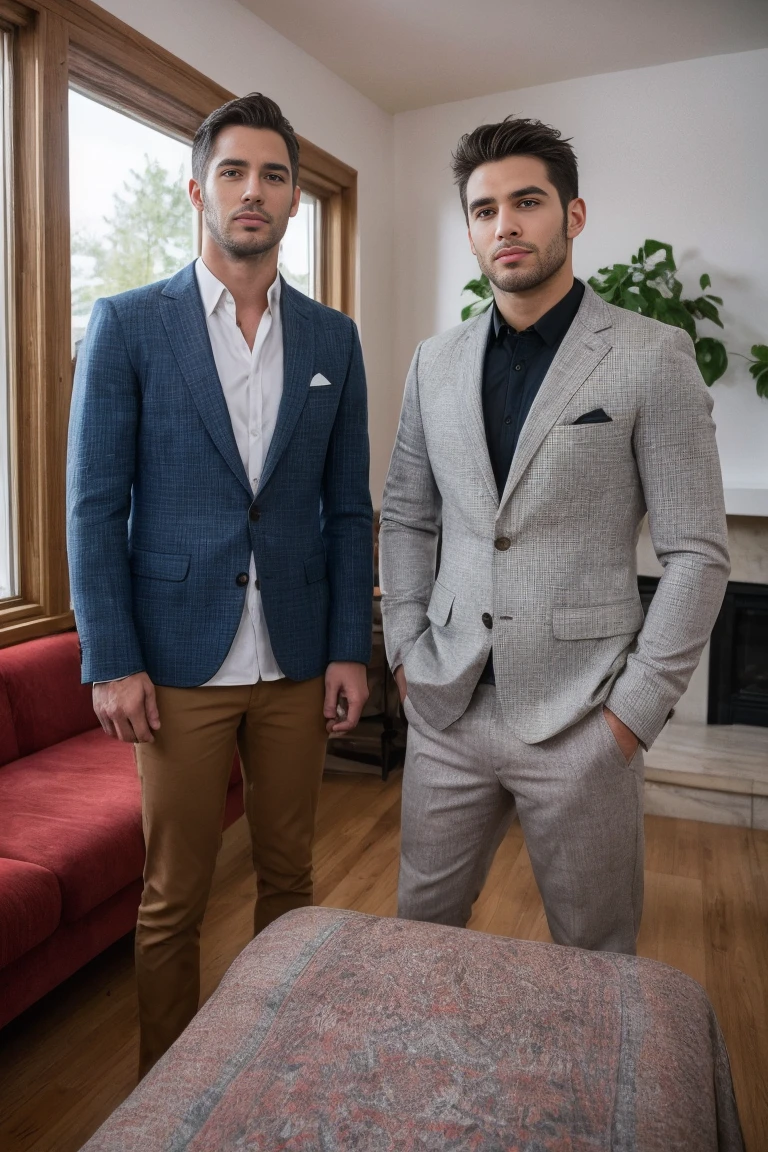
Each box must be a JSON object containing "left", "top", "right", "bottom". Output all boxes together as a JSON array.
[{"left": 72, "top": 156, "right": 195, "bottom": 312}]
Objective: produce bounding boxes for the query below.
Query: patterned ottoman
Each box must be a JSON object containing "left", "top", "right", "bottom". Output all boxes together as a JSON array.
[{"left": 83, "top": 907, "right": 743, "bottom": 1150}]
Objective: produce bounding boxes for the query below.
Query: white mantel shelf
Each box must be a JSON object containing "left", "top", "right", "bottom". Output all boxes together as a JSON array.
[{"left": 724, "top": 488, "right": 768, "bottom": 517}]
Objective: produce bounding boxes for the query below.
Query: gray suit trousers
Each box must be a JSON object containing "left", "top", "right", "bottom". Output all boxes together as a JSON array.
[{"left": 398, "top": 687, "right": 645, "bottom": 954}]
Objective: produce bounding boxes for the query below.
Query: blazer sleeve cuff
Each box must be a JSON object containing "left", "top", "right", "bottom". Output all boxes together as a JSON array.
[
  {"left": 605, "top": 666, "right": 677, "bottom": 751},
  {"left": 327, "top": 642, "right": 372, "bottom": 666},
  {"left": 79, "top": 635, "right": 146, "bottom": 686}
]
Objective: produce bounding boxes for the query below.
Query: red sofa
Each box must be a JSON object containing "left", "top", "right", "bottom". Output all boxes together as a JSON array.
[{"left": 0, "top": 632, "right": 244, "bottom": 1029}]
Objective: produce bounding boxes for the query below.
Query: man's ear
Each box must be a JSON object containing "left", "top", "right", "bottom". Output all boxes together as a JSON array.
[
  {"left": 189, "top": 177, "right": 204, "bottom": 213},
  {"left": 566, "top": 197, "right": 587, "bottom": 241},
  {"left": 289, "top": 183, "right": 302, "bottom": 219}
]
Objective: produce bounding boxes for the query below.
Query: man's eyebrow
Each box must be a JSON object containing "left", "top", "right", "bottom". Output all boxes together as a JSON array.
[
  {"left": 508, "top": 185, "right": 549, "bottom": 199},
  {"left": 468, "top": 195, "right": 496, "bottom": 214},
  {"left": 467, "top": 186, "right": 550, "bottom": 214},
  {"left": 215, "top": 160, "right": 291, "bottom": 176}
]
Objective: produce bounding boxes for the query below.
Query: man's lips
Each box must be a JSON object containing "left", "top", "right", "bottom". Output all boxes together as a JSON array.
[
  {"left": 495, "top": 248, "right": 533, "bottom": 264},
  {"left": 235, "top": 213, "right": 268, "bottom": 224}
]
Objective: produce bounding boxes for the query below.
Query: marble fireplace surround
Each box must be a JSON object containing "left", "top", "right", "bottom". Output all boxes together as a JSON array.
[{"left": 637, "top": 514, "right": 768, "bottom": 723}]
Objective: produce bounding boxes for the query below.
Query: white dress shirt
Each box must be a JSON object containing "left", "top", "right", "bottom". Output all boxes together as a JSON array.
[{"left": 196, "top": 257, "right": 284, "bottom": 685}]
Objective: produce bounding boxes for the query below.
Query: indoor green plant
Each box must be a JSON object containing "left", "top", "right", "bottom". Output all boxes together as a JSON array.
[{"left": 461, "top": 239, "right": 768, "bottom": 397}]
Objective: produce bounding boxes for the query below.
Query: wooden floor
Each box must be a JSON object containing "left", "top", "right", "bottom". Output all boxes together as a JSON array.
[{"left": 1, "top": 770, "right": 767, "bottom": 1151}]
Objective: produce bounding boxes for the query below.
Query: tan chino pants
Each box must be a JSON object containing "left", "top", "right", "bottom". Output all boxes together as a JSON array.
[{"left": 133, "top": 676, "right": 327, "bottom": 1077}]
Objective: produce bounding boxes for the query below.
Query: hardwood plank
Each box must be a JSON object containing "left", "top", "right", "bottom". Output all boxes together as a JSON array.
[
  {"left": 699, "top": 823, "right": 768, "bottom": 1152},
  {"left": 637, "top": 870, "right": 706, "bottom": 986}
]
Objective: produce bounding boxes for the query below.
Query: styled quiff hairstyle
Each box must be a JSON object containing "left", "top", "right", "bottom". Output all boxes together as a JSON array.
[
  {"left": 452, "top": 116, "right": 578, "bottom": 221},
  {"left": 192, "top": 92, "right": 300, "bottom": 186}
]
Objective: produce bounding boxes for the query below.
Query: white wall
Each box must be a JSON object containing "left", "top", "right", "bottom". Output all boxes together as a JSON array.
[
  {"left": 393, "top": 49, "right": 768, "bottom": 492},
  {"left": 95, "top": 0, "right": 397, "bottom": 503}
]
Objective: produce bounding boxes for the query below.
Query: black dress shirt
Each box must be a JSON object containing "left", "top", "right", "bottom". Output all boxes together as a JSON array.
[
  {"left": 479, "top": 277, "right": 585, "bottom": 685},
  {"left": 482, "top": 277, "right": 585, "bottom": 497}
]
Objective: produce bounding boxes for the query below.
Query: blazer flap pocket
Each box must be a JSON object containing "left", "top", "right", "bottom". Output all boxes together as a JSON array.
[
  {"left": 426, "top": 580, "right": 455, "bottom": 627},
  {"left": 304, "top": 552, "right": 328, "bottom": 584},
  {"left": 553, "top": 599, "right": 644, "bottom": 640},
  {"left": 130, "top": 548, "right": 190, "bottom": 582}
]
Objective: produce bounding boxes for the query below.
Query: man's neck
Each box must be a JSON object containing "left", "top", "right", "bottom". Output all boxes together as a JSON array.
[
  {"left": 200, "top": 239, "right": 279, "bottom": 315},
  {"left": 492, "top": 261, "right": 575, "bottom": 332}
]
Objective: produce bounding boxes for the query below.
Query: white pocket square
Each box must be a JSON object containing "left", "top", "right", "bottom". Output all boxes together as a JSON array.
[{"left": 309, "top": 373, "right": 333, "bottom": 388}]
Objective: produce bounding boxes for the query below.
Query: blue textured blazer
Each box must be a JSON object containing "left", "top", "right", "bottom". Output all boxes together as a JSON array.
[{"left": 67, "top": 263, "right": 373, "bottom": 686}]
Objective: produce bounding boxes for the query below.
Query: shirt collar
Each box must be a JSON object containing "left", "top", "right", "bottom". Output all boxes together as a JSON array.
[
  {"left": 194, "top": 257, "right": 282, "bottom": 319},
  {"left": 492, "top": 278, "right": 585, "bottom": 347}
]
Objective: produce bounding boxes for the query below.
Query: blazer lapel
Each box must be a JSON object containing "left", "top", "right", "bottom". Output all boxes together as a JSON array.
[
  {"left": 497, "top": 285, "right": 613, "bottom": 514},
  {"left": 458, "top": 307, "right": 499, "bottom": 504},
  {"left": 257, "top": 279, "right": 314, "bottom": 495},
  {"left": 159, "top": 264, "right": 251, "bottom": 495}
]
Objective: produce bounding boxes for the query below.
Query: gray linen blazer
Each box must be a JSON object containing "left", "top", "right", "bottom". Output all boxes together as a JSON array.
[{"left": 379, "top": 285, "right": 730, "bottom": 749}]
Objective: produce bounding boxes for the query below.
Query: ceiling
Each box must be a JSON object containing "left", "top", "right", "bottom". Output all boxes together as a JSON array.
[{"left": 237, "top": 0, "right": 768, "bottom": 113}]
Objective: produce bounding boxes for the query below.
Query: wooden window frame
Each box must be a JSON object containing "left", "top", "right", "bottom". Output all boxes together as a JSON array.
[{"left": 0, "top": 0, "right": 357, "bottom": 648}]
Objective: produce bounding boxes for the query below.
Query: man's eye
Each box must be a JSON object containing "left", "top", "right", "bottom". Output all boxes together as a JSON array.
[
  {"left": 519, "top": 199, "right": 539, "bottom": 208},
  {"left": 476, "top": 209, "right": 494, "bottom": 219},
  {"left": 266, "top": 174, "right": 285, "bottom": 182},
  {"left": 221, "top": 170, "right": 240, "bottom": 178}
]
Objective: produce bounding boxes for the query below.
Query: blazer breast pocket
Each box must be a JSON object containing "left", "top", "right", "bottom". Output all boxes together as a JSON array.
[{"left": 309, "top": 372, "right": 333, "bottom": 389}]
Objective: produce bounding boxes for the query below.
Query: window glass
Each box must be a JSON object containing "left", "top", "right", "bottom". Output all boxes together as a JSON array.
[
  {"left": 280, "top": 192, "right": 319, "bottom": 299},
  {"left": 0, "top": 32, "right": 17, "bottom": 599},
  {"left": 69, "top": 90, "right": 197, "bottom": 356}
]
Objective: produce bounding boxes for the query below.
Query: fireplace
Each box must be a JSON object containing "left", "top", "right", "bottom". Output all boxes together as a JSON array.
[
  {"left": 708, "top": 581, "right": 768, "bottom": 727},
  {"left": 637, "top": 577, "right": 768, "bottom": 728}
]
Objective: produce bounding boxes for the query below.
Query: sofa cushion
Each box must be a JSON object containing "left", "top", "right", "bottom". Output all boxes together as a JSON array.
[
  {"left": 0, "top": 728, "right": 143, "bottom": 922},
  {"left": 0, "top": 632, "right": 99, "bottom": 758},
  {"left": 0, "top": 857, "right": 62, "bottom": 968}
]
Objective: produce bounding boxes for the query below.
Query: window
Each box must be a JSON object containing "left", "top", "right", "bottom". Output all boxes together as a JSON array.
[
  {"left": 0, "top": 29, "right": 15, "bottom": 599},
  {"left": 0, "top": 0, "right": 356, "bottom": 648}
]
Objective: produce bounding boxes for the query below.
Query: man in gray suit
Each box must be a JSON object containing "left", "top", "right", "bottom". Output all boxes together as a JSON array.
[{"left": 379, "top": 117, "right": 729, "bottom": 953}]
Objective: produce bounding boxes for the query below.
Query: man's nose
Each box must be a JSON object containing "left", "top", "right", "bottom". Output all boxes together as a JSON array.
[
  {"left": 495, "top": 210, "right": 521, "bottom": 240},
  {"left": 241, "top": 185, "right": 263, "bottom": 204}
]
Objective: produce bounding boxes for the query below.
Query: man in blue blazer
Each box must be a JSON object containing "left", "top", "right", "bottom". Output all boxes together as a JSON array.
[{"left": 67, "top": 93, "right": 373, "bottom": 1076}]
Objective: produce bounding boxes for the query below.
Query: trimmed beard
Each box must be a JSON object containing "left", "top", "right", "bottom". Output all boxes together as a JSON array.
[
  {"left": 203, "top": 205, "right": 285, "bottom": 261},
  {"left": 479, "top": 219, "right": 568, "bottom": 295}
]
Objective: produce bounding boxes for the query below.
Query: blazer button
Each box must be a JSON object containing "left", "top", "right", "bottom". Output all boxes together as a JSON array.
[
  {"left": 235, "top": 573, "right": 249, "bottom": 587},
  {"left": 494, "top": 536, "right": 511, "bottom": 551},
  {"left": 249, "top": 505, "right": 261, "bottom": 522},
  {"left": 482, "top": 612, "right": 493, "bottom": 629}
]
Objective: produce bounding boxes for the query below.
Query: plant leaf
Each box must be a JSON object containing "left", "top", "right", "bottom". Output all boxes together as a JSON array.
[
  {"left": 462, "top": 276, "right": 492, "bottom": 298},
  {"left": 653, "top": 297, "right": 696, "bottom": 339},
  {"left": 750, "top": 363, "right": 768, "bottom": 398},
  {"left": 750, "top": 344, "right": 768, "bottom": 362},
  {"left": 705, "top": 294, "right": 723, "bottom": 306},
  {"left": 695, "top": 337, "right": 728, "bottom": 385},
  {"left": 643, "top": 239, "right": 676, "bottom": 273},
  {"left": 699, "top": 273, "right": 711, "bottom": 290},
  {"left": 684, "top": 296, "right": 724, "bottom": 327},
  {"left": 461, "top": 297, "right": 492, "bottom": 322}
]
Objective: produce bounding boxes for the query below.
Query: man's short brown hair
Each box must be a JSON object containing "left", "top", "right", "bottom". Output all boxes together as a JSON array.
[
  {"left": 192, "top": 92, "right": 300, "bottom": 186},
  {"left": 452, "top": 116, "right": 578, "bottom": 220}
]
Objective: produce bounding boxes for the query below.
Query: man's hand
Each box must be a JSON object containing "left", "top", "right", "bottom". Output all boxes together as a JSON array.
[
  {"left": 603, "top": 706, "right": 640, "bottom": 762},
  {"left": 93, "top": 673, "right": 161, "bottom": 743},
  {"left": 324, "top": 662, "right": 369, "bottom": 734},
  {"left": 394, "top": 665, "right": 407, "bottom": 704}
]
